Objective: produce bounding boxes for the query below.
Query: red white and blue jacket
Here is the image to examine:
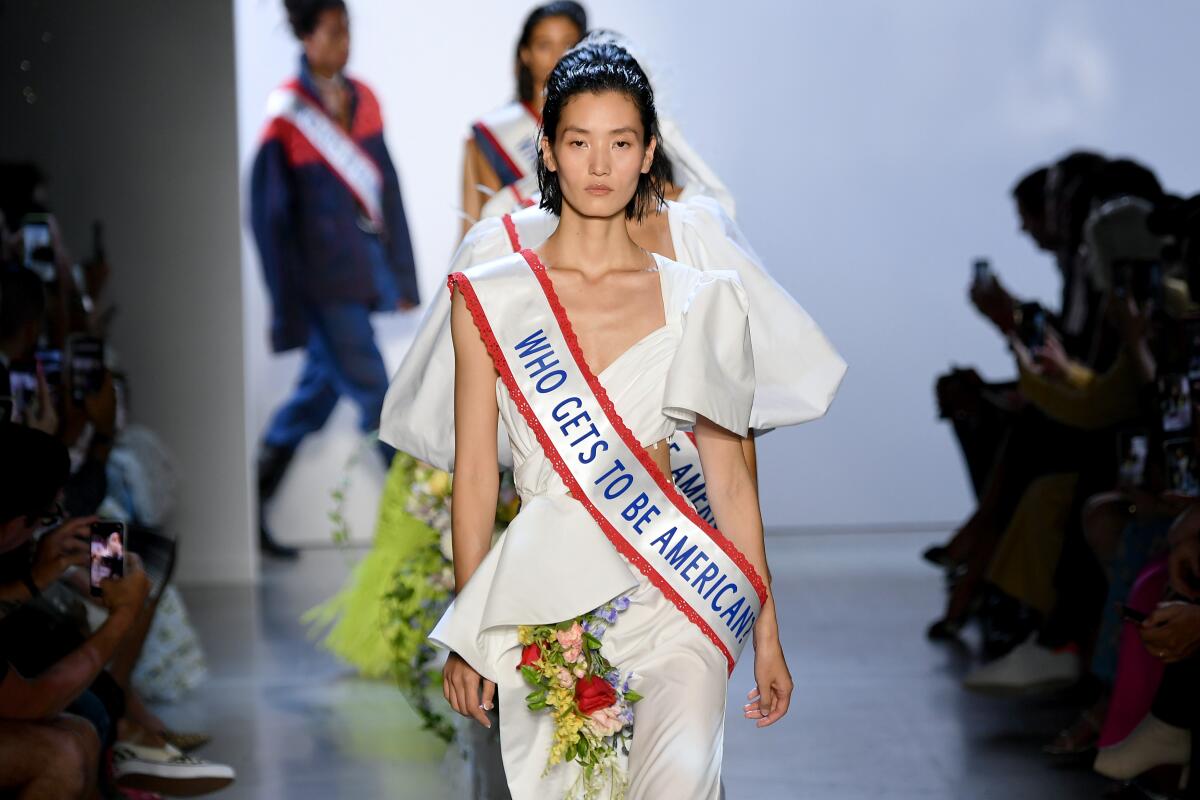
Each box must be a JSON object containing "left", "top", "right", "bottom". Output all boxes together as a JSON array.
[{"left": 250, "top": 57, "right": 418, "bottom": 353}]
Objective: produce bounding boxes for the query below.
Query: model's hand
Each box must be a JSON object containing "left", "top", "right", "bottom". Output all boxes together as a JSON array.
[
  {"left": 744, "top": 637, "right": 793, "bottom": 728},
  {"left": 30, "top": 516, "right": 94, "bottom": 588},
  {"left": 1140, "top": 604, "right": 1200, "bottom": 663},
  {"left": 443, "top": 652, "right": 495, "bottom": 729}
]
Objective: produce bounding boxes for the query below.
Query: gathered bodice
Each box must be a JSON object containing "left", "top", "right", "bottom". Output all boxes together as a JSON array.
[{"left": 498, "top": 315, "right": 682, "bottom": 499}]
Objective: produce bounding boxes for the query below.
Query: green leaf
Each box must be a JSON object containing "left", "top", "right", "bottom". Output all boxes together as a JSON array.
[
  {"left": 528, "top": 700, "right": 547, "bottom": 710},
  {"left": 624, "top": 690, "right": 643, "bottom": 703},
  {"left": 519, "top": 665, "right": 541, "bottom": 687},
  {"left": 583, "top": 633, "right": 603, "bottom": 650},
  {"left": 525, "top": 689, "right": 546, "bottom": 704}
]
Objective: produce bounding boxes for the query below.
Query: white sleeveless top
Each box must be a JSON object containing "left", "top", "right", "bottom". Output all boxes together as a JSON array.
[
  {"left": 428, "top": 255, "right": 755, "bottom": 675},
  {"left": 379, "top": 197, "right": 846, "bottom": 471}
]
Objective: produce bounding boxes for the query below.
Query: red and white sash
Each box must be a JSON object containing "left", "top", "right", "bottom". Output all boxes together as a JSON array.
[
  {"left": 266, "top": 85, "right": 384, "bottom": 227},
  {"left": 498, "top": 214, "right": 715, "bottom": 510},
  {"left": 473, "top": 102, "right": 541, "bottom": 183},
  {"left": 449, "top": 251, "right": 766, "bottom": 673}
]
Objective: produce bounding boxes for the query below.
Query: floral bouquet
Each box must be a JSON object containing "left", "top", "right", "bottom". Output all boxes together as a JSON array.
[{"left": 517, "top": 593, "right": 642, "bottom": 798}]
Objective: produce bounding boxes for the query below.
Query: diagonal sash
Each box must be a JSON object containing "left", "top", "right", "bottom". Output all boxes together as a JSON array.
[
  {"left": 449, "top": 251, "right": 766, "bottom": 673},
  {"left": 267, "top": 86, "right": 384, "bottom": 227},
  {"left": 472, "top": 102, "right": 541, "bottom": 187},
  {"left": 497, "top": 213, "right": 715, "bottom": 511}
]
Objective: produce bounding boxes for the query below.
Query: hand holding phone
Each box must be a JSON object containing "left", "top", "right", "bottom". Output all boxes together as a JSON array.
[
  {"left": 1119, "top": 603, "right": 1148, "bottom": 625},
  {"left": 89, "top": 521, "right": 126, "bottom": 597},
  {"left": 972, "top": 258, "right": 993, "bottom": 287},
  {"left": 97, "top": 552, "right": 150, "bottom": 613}
]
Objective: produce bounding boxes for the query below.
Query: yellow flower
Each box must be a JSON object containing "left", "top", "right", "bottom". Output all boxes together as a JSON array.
[
  {"left": 518, "top": 626, "right": 534, "bottom": 645},
  {"left": 427, "top": 469, "right": 452, "bottom": 497}
]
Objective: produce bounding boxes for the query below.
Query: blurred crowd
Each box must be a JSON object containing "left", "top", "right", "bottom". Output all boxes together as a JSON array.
[
  {"left": 932, "top": 151, "right": 1200, "bottom": 797},
  {"left": 0, "top": 162, "right": 234, "bottom": 798}
]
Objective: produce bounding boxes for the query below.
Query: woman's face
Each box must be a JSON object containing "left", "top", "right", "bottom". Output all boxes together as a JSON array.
[
  {"left": 520, "top": 16, "right": 582, "bottom": 88},
  {"left": 542, "top": 91, "right": 656, "bottom": 220},
  {"left": 304, "top": 8, "right": 351, "bottom": 76}
]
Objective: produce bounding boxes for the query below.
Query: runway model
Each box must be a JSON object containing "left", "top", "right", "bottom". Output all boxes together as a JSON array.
[
  {"left": 250, "top": 0, "right": 419, "bottom": 558},
  {"left": 461, "top": 2, "right": 588, "bottom": 235},
  {"left": 421, "top": 42, "right": 795, "bottom": 798}
]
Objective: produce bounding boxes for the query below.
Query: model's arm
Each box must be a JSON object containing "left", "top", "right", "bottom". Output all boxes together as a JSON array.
[
  {"left": 376, "top": 141, "right": 420, "bottom": 307},
  {"left": 448, "top": 288, "right": 501, "bottom": 590},
  {"left": 443, "top": 287, "right": 502, "bottom": 728},
  {"left": 741, "top": 432, "right": 759, "bottom": 490},
  {"left": 693, "top": 416, "right": 793, "bottom": 728},
  {"left": 460, "top": 139, "right": 503, "bottom": 239}
]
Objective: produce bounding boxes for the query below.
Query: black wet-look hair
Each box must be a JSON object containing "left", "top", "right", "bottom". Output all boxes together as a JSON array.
[
  {"left": 516, "top": 1, "right": 588, "bottom": 103},
  {"left": 284, "top": 0, "right": 347, "bottom": 39},
  {"left": 536, "top": 41, "right": 671, "bottom": 221}
]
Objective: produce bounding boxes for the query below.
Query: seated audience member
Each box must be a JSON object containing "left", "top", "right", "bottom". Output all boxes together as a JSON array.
[
  {"left": 0, "top": 423, "right": 235, "bottom": 796},
  {"left": 0, "top": 423, "right": 149, "bottom": 798}
]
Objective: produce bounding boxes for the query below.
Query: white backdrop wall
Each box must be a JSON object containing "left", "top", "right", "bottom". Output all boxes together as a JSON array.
[{"left": 234, "top": 0, "right": 1200, "bottom": 544}]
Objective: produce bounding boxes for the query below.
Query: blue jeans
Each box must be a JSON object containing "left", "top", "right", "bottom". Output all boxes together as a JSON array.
[{"left": 263, "top": 302, "right": 390, "bottom": 454}]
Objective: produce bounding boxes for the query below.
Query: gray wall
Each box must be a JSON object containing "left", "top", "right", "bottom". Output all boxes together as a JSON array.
[{"left": 1, "top": 0, "right": 255, "bottom": 582}]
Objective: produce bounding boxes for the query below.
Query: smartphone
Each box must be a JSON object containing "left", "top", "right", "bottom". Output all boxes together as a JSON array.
[
  {"left": 972, "top": 258, "right": 992, "bottom": 286},
  {"left": 21, "top": 214, "right": 55, "bottom": 283},
  {"left": 1017, "top": 303, "right": 1046, "bottom": 350},
  {"left": 90, "top": 520, "right": 126, "bottom": 596},
  {"left": 1163, "top": 438, "right": 1200, "bottom": 496},
  {"left": 1158, "top": 374, "right": 1193, "bottom": 434},
  {"left": 1116, "top": 431, "right": 1149, "bottom": 488},
  {"left": 1119, "top": 604, "right": 1148, "bottom": 624},
  {"left": 66, "top": 334, "right": 105, "bottom": 403}
]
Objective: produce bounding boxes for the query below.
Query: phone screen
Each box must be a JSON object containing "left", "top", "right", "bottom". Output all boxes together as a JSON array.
[
  {"left": 90, "top": 521, "right": 126, "bottom": 596},
  {"left": 21, "top": 218, "right": 55, "bottom": 283},
  {"left": 67, "top": 335, "right": 105, "bottom": 401}
]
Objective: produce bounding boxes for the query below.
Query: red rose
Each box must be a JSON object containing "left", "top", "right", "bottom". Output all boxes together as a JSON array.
[
  {"left": 518, "top": 644, "right": 541, "bottom": 669},
  {"left": 574, "top": 675, "right": 618, "bottom": 715}
]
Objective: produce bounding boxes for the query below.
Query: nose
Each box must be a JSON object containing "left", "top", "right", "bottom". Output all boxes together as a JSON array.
[{"left": 588, "top": 149, "right": 610, "bottom": 177}]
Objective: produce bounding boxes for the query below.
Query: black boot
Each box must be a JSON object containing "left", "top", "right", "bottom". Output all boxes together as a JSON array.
[{"left": 258, "top": 443, "right": 299, "bottom": 559}]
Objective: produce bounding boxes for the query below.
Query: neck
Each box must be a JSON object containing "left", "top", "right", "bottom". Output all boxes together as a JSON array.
[
  {"left": 308, "top": 60, "right": 339, "bottom": 81},
  {"left": 542, "top": 203, "right": 646, "bottom": 278},
  {"left": 528, "top": 86, "right": 545, "bottom": 116}
]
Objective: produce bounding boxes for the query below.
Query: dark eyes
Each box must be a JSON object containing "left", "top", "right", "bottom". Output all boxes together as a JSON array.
[{"left": 569, "top": 140, "right": 633, "bottom": 149}]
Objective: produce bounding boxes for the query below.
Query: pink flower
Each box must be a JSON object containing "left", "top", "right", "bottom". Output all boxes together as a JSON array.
[
  {"left": 586, "top": 704, "right": 624, "bottom": 737},
  {"left": 555, "top": 622, "right": 583, "bottom": 651},
  {"left": 573, "top": 665, "right": 587, "bottom": 679},
  {"left": 556, "top": 668, "right": 574, "bottom": 688},
  {"left": 563, "top": 645, "right": 583, "bottom": 664}
]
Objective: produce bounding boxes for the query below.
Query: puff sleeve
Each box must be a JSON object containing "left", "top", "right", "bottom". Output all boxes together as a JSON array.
[{"left": 662, "top": 271, "right": 755, "bottom": 436}]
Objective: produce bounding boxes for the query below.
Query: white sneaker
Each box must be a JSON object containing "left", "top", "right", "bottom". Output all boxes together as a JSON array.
[
  {"left": 1094, "top": 714, "right": 1191, "bottom": 781},
  {"left": 112, "top": 741, "right": 235, "bottom": 797},
  {"left": 962, "top": 635, "right": 1080, "bottom": 696}
]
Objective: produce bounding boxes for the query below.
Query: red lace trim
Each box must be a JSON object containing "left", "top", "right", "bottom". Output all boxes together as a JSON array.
[
  {"left": 519, "top": 249, "right": 769, "bottom": 607},
  {"left": 447, "top": 269, "right": 739, "bottom": 675},
  {"left": 502, "top": 214, "right": 521, "bottom": 253}
]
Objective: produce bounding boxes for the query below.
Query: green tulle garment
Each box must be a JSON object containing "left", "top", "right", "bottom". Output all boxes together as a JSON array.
[{"left": 303, "top": 453, "right": 444, "bottom": 678}]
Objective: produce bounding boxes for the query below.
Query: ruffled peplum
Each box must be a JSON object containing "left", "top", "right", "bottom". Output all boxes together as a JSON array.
[{"left": 428, "top": 493, "right": 638, "bottom": 683}]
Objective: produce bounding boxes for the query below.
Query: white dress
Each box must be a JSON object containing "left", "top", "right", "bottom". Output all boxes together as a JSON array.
[
  {"left": 379, "top": 196, "right": 846, "bottom": 472},
  {"left": 430, "top": 255, "right": 754, "bottom": 799}
]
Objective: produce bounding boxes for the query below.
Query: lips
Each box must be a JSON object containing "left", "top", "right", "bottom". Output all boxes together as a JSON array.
[{"left": 585, "top": 184, "right": 613, "bottom": 196}]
